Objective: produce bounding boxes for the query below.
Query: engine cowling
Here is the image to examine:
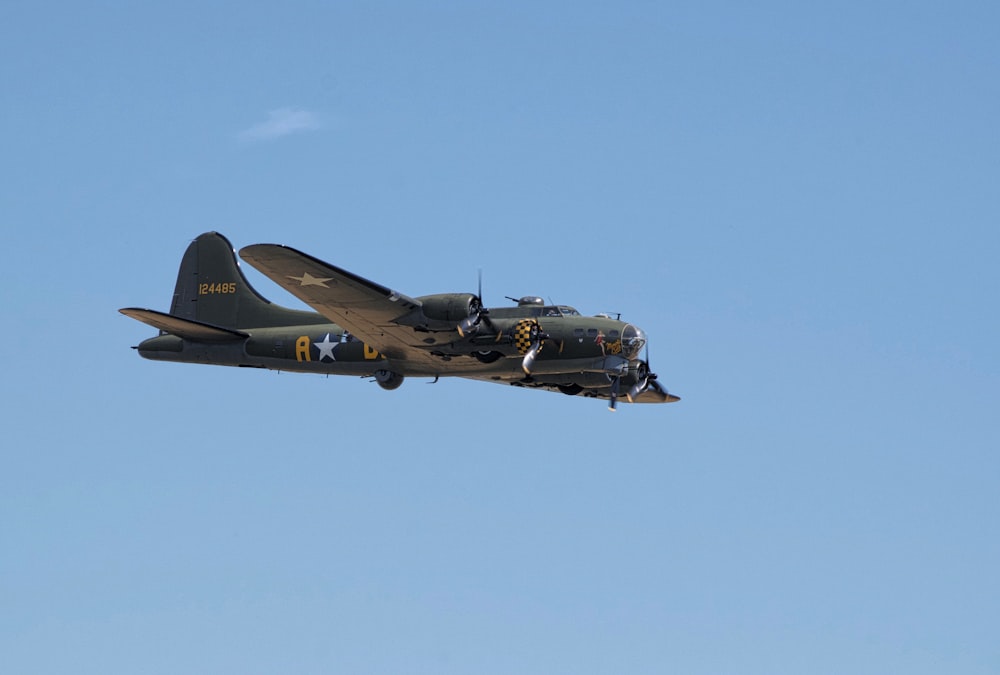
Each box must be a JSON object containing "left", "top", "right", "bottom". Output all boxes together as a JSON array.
[
  {"left": 374, "top": 369, "right": 404, "bottom": 390},
  {"left": 419, "top": 293, "right": 480, "bottom": 323},
  {"left": 625, "top": 361, "right": 648, "bottom": 386}
]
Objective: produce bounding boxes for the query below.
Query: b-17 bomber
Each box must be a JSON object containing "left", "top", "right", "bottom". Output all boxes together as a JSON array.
[{"left": 120, "top": 232, "right": 680, "bottom": 410}]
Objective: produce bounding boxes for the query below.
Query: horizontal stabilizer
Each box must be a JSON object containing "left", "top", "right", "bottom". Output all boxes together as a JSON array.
[{"left": 119, "top": 308, "right": 249, "bottom": 342}]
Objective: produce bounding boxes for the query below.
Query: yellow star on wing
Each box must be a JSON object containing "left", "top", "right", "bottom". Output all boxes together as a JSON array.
[{"left": 288, "top": 272, "right": 333, "bottom": 287}]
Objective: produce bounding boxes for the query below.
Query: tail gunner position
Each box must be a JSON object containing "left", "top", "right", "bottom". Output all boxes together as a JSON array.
[{"left": 121, "top": 232, "right": 680, "bottom": 410}]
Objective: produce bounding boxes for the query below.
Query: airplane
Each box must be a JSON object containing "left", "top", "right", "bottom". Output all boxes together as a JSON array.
[{"left": 120, "top": 232, "right": 680, "bottom": 410}]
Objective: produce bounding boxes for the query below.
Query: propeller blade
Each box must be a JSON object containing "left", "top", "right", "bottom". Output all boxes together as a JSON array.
[
  {"left": 625, "top": 344, "right": 661, "bottom": 403},
  {"left": 517, "top": 320, "right": 546, "bottom": 374},
  {"left": 608, "top": 376, "right": 621, "bottom": 411},
  {"left": 457, "top": 275, "right": 494, "bottom": 337},
  {"left": 456, "top": 294, "right": 486, "bottom": 337},
  {"left": 457, "top": 315, "right": 476, "bottom": 337},
  {"left": 625, "top": 360, "right": 649, "bottom": 403},
  {"left": 626, "top": 377, "right": 648, "bottom": 404},
  {"left": 521, "top": 342, "right": 542, "bottom": 374}
]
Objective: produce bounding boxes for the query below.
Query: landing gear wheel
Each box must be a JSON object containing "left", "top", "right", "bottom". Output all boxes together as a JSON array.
[
  {"left": 472, "top": 350, "right": 503, "bottom": 364},
  {"left": 558, "top": 383, "right": 583, "bottom": 396}
]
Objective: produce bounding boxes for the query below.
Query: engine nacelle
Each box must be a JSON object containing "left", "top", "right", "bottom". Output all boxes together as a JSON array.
[
  {"left": 374, "top": 369, "right": 404, "bottom": 390},
  {"left": 418, "top": 293, "right": 480, "bottom": 323}
]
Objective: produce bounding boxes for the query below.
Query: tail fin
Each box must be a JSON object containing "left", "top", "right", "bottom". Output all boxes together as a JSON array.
[{"left": 169, "top": 232, "right": 327, "bottom": 329}]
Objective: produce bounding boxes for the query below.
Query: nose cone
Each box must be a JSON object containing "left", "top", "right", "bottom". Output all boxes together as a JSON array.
[{"left": 622, "top": 324, "right": 646, "bottom": 360}]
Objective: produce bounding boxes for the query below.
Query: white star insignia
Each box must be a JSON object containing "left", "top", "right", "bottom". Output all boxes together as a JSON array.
[
  {"left": 314, "top": 333, "right": 338, "bottom": 361},
  {"left": 288, "top": 272, "right": 333, "bottom": 287}
]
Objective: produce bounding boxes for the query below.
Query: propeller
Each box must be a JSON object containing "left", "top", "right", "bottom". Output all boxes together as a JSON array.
[
  {"left": 456, "top": 296, "right": 483, "bottom": 337},
  {"left": 520, "top": 321, "right": 549, "bottom": 375},
  {"left": 626, "top": 344, "right": 661, "bottom": 404},
  {"left": 608, "top": 374, "right": 621, "bottom": 411},
  {"left": 624, "top": 344, "right": 676, "bottom": 403},
  {"left": 626, "top": 361, "right": 650, "bottom": 404},
  {"left": 521, "top": 341, "right": 542, "bottom": 374},
  {"left": 457, "top": 270, "right": 495, "bottom": 337}
]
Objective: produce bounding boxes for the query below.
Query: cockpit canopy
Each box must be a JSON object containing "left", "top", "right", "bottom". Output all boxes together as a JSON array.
[
  {"left": 493, "top": 299, "right": 581, "bottom": 319},
  {"left": 514, "top": 296, "right": 581, "bottom": 316},
  {"left": 542, "top": 305, "right": 581, "bottom": 317}
]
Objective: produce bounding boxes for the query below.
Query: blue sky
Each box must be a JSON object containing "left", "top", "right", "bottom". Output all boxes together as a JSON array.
[{"left": 2, "top": 2, "right": 998, "bottom": 673}]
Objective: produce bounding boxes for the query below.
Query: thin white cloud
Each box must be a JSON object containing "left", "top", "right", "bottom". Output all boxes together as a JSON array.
[{"left": 239, "top": 107, "right": 321, "bottom": 142}]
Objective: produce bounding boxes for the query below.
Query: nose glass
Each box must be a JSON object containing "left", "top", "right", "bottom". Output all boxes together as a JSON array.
[{"left": 621, "top": 325, "right": 646, "bottom": 359}]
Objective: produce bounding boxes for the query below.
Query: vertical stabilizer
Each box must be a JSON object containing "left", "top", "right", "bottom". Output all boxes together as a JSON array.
[{"left": 169, "top": 232, "right": 327, "bottom": 329}]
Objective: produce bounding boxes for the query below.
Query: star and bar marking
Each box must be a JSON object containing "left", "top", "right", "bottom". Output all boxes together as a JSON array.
[
  {"left": 287, "top": 272, "right": 333, "bottom": 287},
  {"left": 314, "top": 333, "right": 337, "bottom": 361}
]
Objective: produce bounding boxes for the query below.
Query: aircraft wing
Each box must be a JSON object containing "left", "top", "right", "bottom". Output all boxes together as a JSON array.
[{"left": 239, "top": 243, "right": 434, "bottom": 363}]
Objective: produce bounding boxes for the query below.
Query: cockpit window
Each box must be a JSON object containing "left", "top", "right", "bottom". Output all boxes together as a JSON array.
[{"left": 542, "top": 305, "right": 580, "bottom": 316}]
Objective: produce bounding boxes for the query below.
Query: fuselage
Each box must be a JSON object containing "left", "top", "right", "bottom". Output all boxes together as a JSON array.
[{"left": 136, "top": 303, "right": 647, "bottom": 381}]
